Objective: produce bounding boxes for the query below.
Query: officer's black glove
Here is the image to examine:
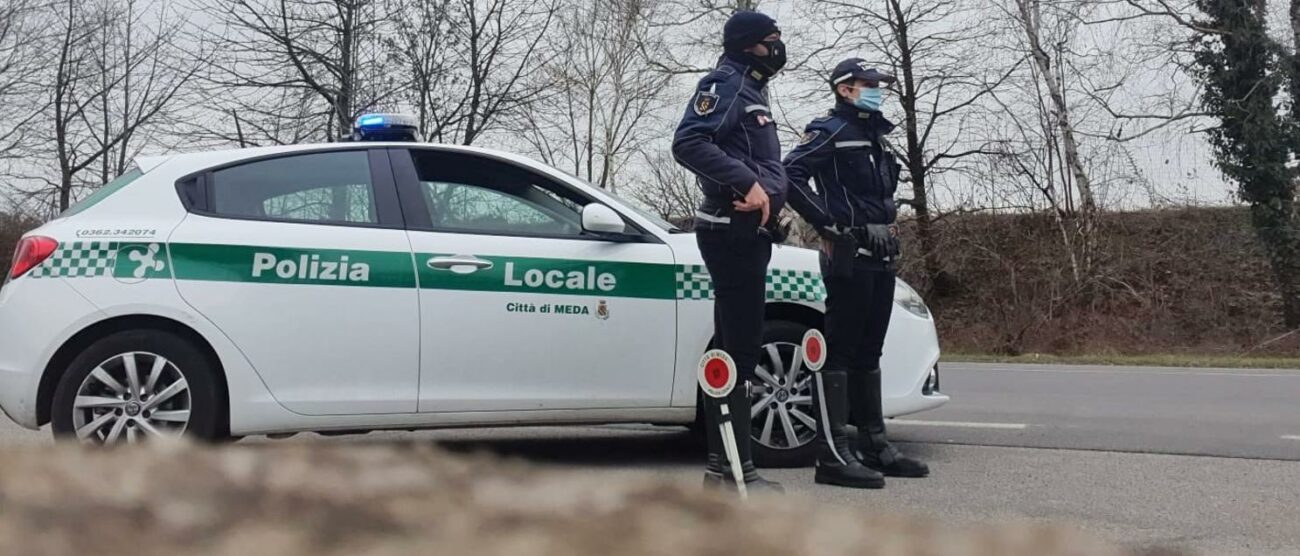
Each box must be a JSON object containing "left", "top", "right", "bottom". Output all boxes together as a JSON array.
[{"left": 863, "top": 224, "right": 895, "bottom": 258}]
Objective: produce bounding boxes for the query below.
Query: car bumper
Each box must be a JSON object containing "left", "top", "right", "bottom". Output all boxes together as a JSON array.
[
  {"left": 0, "top": 278, "right": 103, "bottom": 430},
  {"left": 882, "top": 306, "right": 949, "bottom": 417}
]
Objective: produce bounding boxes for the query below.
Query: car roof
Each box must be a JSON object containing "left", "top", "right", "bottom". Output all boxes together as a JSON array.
[{"left": 134, "top": 142, "right": 555, "bottom": 178}]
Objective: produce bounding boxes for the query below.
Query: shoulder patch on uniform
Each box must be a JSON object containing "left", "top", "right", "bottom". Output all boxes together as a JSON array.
[
  {"left": 798, "top": 130, "right": 821, "bottom": 146},
  {"left": 693, "top": 89, "right": 721, "bottom": 116},
  {"left": 713, "top": 65, "right": 737, "bottom": 77}
]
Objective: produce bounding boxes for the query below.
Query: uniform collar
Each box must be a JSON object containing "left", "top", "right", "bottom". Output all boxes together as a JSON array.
[
  {"left": 720, "top": 54, "right": 771, "bottom": 85},
  {"left": 833, "top": 102, "right": 895, "bottom": 134}
]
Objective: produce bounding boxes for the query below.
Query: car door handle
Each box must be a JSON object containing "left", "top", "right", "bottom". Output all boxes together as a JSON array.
[{"left": 427, "top": 255, "right": 494, "bottom": 274}]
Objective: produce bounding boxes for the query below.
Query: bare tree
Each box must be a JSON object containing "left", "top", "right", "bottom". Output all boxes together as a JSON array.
[
  {"left": 387, "top": 0, "right": 559, "bottom": 145},
  {"left": 522, "top": 0, "right": 668, "bottom": 191},
  {"left": 629, "top": 151, "right": 701, "bottom": 223},
  {"left": 973, "top": 0, "right": 1134, "bottom": 285},
  {"left": 805, "top": 0, "right": 1018, "bottom": 293},
  {"left": 195, "top": 0, "right": 397, "bottom": 144},
  {"left": 83, "top": 0, "right": 200, "bottom": 184},
  {"left": 643, "top": 0, "right": 760, "bottom": 75},
  {"left": 0, "top": 0, "right": 46, "bottom": 169},
  {"left": 20, "top": 0, "right": 198, "bottom": 213}
]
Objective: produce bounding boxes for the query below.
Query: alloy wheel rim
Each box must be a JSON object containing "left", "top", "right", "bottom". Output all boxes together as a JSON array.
[
  {"left": 750, "top": 341, "right": 816, "bottom": 451},
  {"left": 71, "top": 351, "right": 190, "bottom": 444}
]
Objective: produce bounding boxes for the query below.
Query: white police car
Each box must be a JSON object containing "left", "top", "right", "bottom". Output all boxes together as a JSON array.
[{"left": 0, "top": 116, "right": 946, "bottom": 464}]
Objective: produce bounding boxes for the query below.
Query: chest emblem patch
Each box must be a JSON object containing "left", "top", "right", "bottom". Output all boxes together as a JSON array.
[{"left": 799, "top": 130, "right": 821, "bottom": 146}]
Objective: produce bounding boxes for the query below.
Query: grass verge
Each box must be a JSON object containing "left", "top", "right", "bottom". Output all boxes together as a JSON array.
[{"left": 941, "top": 352, "right": 1300, "bottom": 370}]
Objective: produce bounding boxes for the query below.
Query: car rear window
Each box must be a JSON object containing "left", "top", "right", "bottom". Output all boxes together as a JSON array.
[
  {"left": 60, "top": 167, "right": 145, "bottom": 218},
  {"left": 209, "top": 151, "right": 377, "bottom": 225}
]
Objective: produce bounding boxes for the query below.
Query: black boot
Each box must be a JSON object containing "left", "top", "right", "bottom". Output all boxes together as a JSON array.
[
  {"left": 850, "top": 367, "right": 930, "bottom": 478},
  {"left": 702, "top": 381, "right": 784, "bottom": 494},
  {"left": 812, "top": 369, "right": 885, "bottom": 488}
]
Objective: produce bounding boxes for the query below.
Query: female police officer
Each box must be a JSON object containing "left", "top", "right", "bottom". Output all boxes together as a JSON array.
[
  {"left": 671, "top": 10, "right": 788, "bottom": 493},
  {"left": 783, "top": 59, "right": 930, "bottom": 489}
]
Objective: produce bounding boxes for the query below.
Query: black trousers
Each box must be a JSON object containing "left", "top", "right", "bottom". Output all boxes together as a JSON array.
[
  {"left": 820, "top": 253, "right": 895, "bottom": 373},
  {"left": 697, "top": 229, "right": 772, "bottom": 382}
]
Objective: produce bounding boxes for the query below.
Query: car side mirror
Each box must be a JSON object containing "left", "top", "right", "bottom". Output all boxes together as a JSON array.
[{"left": 581, "top": 203, "right": 627, "bottom": 235}]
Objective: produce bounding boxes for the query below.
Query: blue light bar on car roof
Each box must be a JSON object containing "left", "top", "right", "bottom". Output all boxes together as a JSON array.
[{"left": 348, "top": 113, "right": 419, "bottom": 142}]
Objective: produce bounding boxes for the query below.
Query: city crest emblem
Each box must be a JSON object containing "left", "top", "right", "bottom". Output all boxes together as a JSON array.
[
  {"left": 596, "top": 299, "right": 610, "bottom": 320},
  {"left": 693, "top": 89, "right": 720, "bottom": 116}
]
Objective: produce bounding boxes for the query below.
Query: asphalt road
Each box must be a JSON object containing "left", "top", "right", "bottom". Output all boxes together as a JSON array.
[
  {"left": 893, "top": 362, "right": 1300, "bottom": 461},
  {"left": 2, "top": 362, "right": 1298, "bottom": 554}
]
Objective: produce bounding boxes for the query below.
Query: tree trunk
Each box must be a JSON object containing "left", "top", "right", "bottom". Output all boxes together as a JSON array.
[
  {"left": 890, "top": 0, "right": 946, "bottom": 294},
  {"left": 1250, "top": 200, "right": 1300, "bottom": 326},
  {"left": 1017, "top": 0, "right": 1097, "bottom": 282}
]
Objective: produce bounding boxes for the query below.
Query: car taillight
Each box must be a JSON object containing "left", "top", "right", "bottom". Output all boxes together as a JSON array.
[{"left": 9, "top": 236, "right": 58, "bottom": 279}]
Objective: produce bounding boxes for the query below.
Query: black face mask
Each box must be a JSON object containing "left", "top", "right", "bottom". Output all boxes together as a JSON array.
[{"left": 749, "top": 38, "right": 787, "bottom": 76}]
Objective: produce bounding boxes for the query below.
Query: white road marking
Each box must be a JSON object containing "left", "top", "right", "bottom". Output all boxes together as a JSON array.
[
  {"left": 891, "top": 419, "right": 1027, "bottom": 430},
  {"left": 1282, "top": 435, "right": 1300, "bottom": 441}
]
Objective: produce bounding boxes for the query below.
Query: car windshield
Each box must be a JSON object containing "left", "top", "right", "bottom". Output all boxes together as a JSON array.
[
  {"left": 606, "top": 191, "right": 684, "bottom": 233},
  {"left": 557, "top": 173, "right": 684, "bottom": 233},
  {"left": 510, "top": 161, "right": 687, "bottom": 233}
]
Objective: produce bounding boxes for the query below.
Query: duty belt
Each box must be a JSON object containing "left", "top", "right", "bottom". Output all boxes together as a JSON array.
[{"left": 856, "top": 246, "right": 894, "bottom": 262}]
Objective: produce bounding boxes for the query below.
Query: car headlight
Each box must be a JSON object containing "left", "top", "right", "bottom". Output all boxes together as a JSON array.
[{"left": 893, "top": 279, "right": 930, "bottom": 319}]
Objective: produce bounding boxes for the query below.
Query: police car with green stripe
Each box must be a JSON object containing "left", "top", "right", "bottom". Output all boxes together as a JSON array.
[{"left": 0, "top": 114, "right": 946, "bottom": 465}]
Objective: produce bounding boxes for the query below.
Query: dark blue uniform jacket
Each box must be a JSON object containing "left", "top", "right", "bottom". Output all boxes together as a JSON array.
[
  {"left": 672, "top": 54, "right": 787, "bottom": 227},
  {"left": 783, "top": 104, "right": 901, "bottom": 231}
]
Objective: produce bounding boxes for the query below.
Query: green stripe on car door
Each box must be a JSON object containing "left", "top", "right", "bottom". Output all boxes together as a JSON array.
[
  {"left": 150, "top": 243, "right": 825, "bottom": 302},
  {"left": 417, "top": 253, "right": 677, "bottom": 300},
  {"left": 169, "top": 243, "right": 417, "bottom": 288}
]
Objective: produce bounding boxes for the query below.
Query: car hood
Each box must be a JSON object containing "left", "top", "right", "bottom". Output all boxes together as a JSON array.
[{"left": 664, "top": 233, "right": 822, "bottom": 273}]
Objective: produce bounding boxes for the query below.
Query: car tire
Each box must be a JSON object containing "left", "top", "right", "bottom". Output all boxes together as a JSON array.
[
  {"left": 750, "top": 319, "right": 820, "bottom": 468},
  {"left": 51, "top": 330, "right": 221, "bottom": 444}
]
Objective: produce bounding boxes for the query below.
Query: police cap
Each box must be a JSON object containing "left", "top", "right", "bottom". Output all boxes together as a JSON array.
[{"left": 829, "top": 58, "right": 896, "bottom": 88}]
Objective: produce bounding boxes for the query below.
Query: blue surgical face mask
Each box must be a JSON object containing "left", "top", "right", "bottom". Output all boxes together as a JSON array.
[{"left": 854, "top": 87, "right": 883, "bottom": 112}]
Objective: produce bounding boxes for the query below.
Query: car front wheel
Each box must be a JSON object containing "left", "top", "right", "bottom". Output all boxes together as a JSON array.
[
  {"left": 750, "top": 319, "right": 819, "bottom": 468},
  {"left": 51, "top": 330, "right": 220, "bottom": 445}
]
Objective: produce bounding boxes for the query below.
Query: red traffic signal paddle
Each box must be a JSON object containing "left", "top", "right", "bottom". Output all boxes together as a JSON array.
[{"left": 697, "top": 349, "right": 746, "bottom": 500}]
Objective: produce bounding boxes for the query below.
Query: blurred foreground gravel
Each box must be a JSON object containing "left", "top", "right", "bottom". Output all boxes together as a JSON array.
[{"left": 0, "top": 441, "right": 1146, "bottom": 556}]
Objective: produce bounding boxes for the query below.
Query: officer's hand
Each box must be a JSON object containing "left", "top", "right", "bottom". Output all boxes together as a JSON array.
[
  {"left": 865, "top": 224, "right": 892, "bottom": 255},
  {"left": 820, "top": 238, "right": 835, "bottom": 256},
  {"left": 733, "top": 183, "right": 771, "bottom": 226}
]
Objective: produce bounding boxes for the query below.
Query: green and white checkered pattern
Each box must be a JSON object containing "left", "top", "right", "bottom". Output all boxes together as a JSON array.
[
  {"left": 766, "top": 268, "right": 826, "bottom": 302},
  {"left": 675, "top": 264, "right": 713, "bottom": 300},
  {"left": 28, "top": 241, "right": 117, "bottom": 278},
  {"left": 675, "top": 265, "right": 826, "bottom": 302}
]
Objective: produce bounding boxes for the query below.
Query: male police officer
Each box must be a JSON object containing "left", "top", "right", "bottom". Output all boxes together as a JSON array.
[
  {"left": 783, "top": 59, "right": 929, "bottom": 488},
  {"left": 672, "top": 10, "right": 788, "bottom": 493}
]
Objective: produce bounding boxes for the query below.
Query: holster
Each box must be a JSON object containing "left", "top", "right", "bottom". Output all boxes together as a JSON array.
[
  {"left": 728, "top": 209, "right": 761, "bottom": 243},
  {"left": 828, "top": 235, "right": 856, "bottom": 278}
]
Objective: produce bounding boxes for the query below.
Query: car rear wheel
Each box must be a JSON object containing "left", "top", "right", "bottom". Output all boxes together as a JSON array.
[
  {"left": 751, "top": 319, "right": 819, "bottom": 468},
  {"left": 51, "top": 330, "right": 220, "bottom": 445}
]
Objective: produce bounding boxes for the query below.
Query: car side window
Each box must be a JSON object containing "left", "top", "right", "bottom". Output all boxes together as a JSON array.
[
  {"left": 209, "top": 151, "right": 377, "bottom": 224},
  {"left": 409, "top": 150, "right": 585, "bottom": 237}
]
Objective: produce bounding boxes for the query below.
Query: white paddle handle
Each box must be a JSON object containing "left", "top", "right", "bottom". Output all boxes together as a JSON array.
[{"left": 719, "top": 404, "right": 748, "bottom": 500}]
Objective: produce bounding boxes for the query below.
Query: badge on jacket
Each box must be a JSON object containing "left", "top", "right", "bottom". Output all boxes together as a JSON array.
[
  {"left": 694, "top": 86, "right": 720, "bottom": 116},
  {"left": 799, "top": 130, "right": 821, "bottom": 145}
]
